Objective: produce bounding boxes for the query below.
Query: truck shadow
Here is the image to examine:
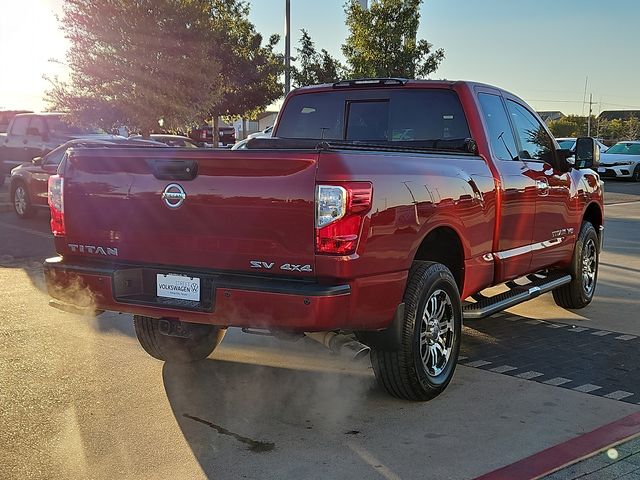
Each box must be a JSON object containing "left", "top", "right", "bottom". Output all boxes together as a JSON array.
[{"left": 161, "top": 355, "right": 381, "bottom": 479}]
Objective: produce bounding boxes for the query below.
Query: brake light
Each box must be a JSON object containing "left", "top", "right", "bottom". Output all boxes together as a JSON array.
[
  {"left": 48, "top": 174, "right": 65, "bottom": 236},
  {"left": 315, "top": 182, "right": 372, "bottom": 255}
]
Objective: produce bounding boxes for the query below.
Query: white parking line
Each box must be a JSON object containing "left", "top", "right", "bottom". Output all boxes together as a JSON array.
[
  {"left": 604, "top": 391, "right": 634, "bottom": 401},
  {"left": 490, "top": 365, "right": 517, "bottom": 374},
  {"left": 544, "top": 377, "right": 572, "bottom": 386},
  {"left": 616, "top": 335, "right": 638, "bottom": 341},
  {"left": 465, "top": 360, "right": 491, "bottom": 368},
  {"left": 516, "top": 371, "right": 544, "bottom": 380},
  {"left": 591, "top": 330, "right": 612, "bottom": 336},
  {"left": 573, "top": 384, "right": 602, "bottom": 393}
]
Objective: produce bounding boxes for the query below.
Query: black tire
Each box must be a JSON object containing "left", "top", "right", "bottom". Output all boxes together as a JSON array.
[
  {"left": 11, "top": 181, "right": 36, "bottom": 219},
  {"left": 133, "top": 316, "right": 226, "bottom": 363},
  {"left": 552, "top": 222, "right": 599, "bottom": 309},
  {"left": 370, "top": 261, "right": 462, "bottom": 401},
  {"left": 631, "top": 165, "right": 640, "bottom": 182}
]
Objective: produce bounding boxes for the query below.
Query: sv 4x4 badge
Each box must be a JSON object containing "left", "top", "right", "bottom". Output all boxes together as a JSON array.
[{"left": 250, "top": 261, "right": 312, "bottom": 272}]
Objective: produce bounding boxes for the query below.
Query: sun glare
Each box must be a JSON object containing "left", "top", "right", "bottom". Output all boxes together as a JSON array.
[{"left": 0, "top": 0, "right": 67, "bottom": 111}]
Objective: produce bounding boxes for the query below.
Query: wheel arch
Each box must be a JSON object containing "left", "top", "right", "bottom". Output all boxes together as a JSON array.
[
  {"left": 583, "top": 201, "right": 603, "bottom": 248},
  {"left": 412, "top": 225, "right": 466, "bottom": 294}
]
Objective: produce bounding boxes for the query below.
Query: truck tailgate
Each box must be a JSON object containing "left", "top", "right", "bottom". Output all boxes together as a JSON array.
[{"left": 61, "top": 148, "right": 318, "bottom": 278}]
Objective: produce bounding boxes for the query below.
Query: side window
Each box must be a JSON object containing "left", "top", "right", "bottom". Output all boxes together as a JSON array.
[
  {"left": 44, "top": 147, "right": 66, "bottom": 166},
  {"left": 506, "top": 100, "right": 555, "bottom": 162},
  {"left": 28, "top": 116, "right": 46, "bottom": 136},
  {"left": 478, "top": 93, "right": 518, "bottom": 160},
  {"left": 10, "top": 117, "right": 29, "bottom": 136}
]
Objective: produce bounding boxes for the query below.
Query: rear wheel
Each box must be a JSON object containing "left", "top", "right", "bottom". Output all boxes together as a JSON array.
[
  {"left": 11, "top": 182, "right": 36, "bottom": 219},
  {"left": 370, "top": 261, "right": 462, "bottom": 401},
  {"left": 133, "top": 316, "right": 226, "bottom": 363},
  {"left": 552, "top": 222, "right": 599, "bottom": 309}
]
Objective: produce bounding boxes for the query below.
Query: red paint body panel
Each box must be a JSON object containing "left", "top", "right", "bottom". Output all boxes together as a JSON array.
[{"left": 45, "top": 80, "right": 604, "bottom": 332}]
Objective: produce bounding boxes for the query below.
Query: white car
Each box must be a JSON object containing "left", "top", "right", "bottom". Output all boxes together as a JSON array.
[
  {"left": 231, "top": 126, "right": 273, "bottom": 150},
  {"left": 598, "top": 141, "right": 640, "bottom": 181},
  {"left": 556, "top": 137, "right": 608, "bottom": 153}
]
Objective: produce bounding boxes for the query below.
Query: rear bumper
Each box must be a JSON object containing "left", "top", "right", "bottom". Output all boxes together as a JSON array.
[{"left": 44, "top": 257, "right": 405, "bottom": 331}]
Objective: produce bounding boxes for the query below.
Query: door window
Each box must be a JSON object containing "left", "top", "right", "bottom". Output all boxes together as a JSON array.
[
  {"left": 478, "top": 93, "right": 518, "bottom": 161},
  {"left": 10, "top": 117, "right": 29, "bottom": 136},
  {"left": 506, "top": 101, "right": 555, "bottom": 163},
  {"left": 28, "top": 116, "right": 46, "bottom": 136}
]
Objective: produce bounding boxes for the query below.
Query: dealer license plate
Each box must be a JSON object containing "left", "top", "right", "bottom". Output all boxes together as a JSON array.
[
  {"left": 597, "top": 167, "right": 605, "bottom": 173},
  {"left": 156, "top": 274, "right": 201, "bottom": 302}
]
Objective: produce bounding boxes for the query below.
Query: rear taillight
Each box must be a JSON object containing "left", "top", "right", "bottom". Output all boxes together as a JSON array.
[
  {"left": 315, "top": 182, "right": 372, "bottom": 255},
  {"left": 48, "top": 174, "right": 65, "bottom": 236}
]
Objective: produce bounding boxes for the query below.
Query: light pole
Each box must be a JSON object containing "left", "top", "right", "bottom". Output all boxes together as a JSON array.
[{"left": 284, "top": 0, "right": 291, "bottom": 94}]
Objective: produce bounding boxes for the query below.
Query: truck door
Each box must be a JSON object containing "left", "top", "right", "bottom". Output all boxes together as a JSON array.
[
  {"left": 505, "top": 100, "right": 573, "bottom": 271},
  {"left": 3, "top": 115, "right": 30, "bottom": 168},
  {"left": 477, "top": 92, "right": 537, "bottom": 281},
  {"left": 25, "top": 116, "right": 48, "bottom": 162}
]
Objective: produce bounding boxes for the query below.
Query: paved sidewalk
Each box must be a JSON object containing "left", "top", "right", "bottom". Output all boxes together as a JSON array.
[{"left": 542, "top": 436, "right": 640, "bottom": 480}]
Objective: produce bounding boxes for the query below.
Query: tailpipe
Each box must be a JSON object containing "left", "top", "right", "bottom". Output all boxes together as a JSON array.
[{"left": 304, "top": 331, "right": 370, "bottom": 361}]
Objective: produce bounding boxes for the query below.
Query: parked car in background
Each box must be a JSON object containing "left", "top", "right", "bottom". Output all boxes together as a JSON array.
[
  {"left": 128, "top": 134, "right": 201, "bottom": 148},
  {"left": 598, "top": 141, "right": 640, "bottom": 181},
  {"left": 247, "top": 125, "right": 273, "bottom": 140},
  {"left": 0, "top": 112, "right": 125, "bottom": 185},
  {"left": 188, "top": 124, "right": 236, "bottom": 146},
  {"left": 556, "top": 137, "right": 608, "bottom": 154},
  {"left": 0, "top": 110, "right": 32, "bottom": 133},
  {"left": 9, "top": 138, "right": 165, "bottom": 219},
  {"left": 231, "top": 125, "right": 273, "bottom": 150}
]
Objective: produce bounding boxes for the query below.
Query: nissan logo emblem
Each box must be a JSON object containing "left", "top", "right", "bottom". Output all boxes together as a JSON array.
[{"left": 161, "top": 183, "right": 186, "bottom": 209}]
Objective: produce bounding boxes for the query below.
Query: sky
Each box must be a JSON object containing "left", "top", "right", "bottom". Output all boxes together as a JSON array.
[{"left": 1, "top": 0, "right": 639, "bottom": 115}]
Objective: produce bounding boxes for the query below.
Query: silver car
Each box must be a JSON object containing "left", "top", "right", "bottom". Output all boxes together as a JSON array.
[{"left": 598, "top": 141, "right": 640, "bottom": 181}]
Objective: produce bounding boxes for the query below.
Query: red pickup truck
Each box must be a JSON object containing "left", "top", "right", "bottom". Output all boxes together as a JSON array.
[{"left": 44, "top": 79, "right": 604, "bottom": 401}]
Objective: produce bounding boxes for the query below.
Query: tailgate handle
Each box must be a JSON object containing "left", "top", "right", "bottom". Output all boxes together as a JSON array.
[{"left": 148, "top": 159, "right": 198, "bottom": 181}]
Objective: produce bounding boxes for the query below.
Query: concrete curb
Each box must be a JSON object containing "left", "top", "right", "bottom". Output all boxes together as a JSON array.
[{"left": 474, "top": 412, "right": 640, "bottom": 480}]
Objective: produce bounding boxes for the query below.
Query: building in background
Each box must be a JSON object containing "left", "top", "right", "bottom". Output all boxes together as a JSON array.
[
  {"left": 599, "top": 110, "right": 640, "bottom": 122},
  {"left": 537, "top": 111, "right": 565, "bottom": 124}
]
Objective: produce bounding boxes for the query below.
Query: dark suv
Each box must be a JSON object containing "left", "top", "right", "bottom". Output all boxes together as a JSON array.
[{"left": 188, "top": 124, "right": 236, "bottom": 146}]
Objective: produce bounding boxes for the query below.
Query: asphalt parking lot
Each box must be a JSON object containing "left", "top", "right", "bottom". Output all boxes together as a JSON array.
[{"left": 1, "top": 180, "right": 640, "bottom": 480}]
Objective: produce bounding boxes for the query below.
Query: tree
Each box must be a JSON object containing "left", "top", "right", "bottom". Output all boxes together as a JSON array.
[
  {"left": 342, "top": 0, "right": 444, "bottom": 79},
  {"left": 47, "top": 0, "right": 222, "bottom": 136},
  {"left": 205, "top": 0, "right": 284, "bottom": 144},
  {"left": 292, "top": 29, "right": 344, "bottom": 87}
]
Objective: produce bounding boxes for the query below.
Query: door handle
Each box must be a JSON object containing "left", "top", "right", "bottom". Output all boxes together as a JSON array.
[{"left": 536, "top": 179, "right": 549, "bottom": 194}]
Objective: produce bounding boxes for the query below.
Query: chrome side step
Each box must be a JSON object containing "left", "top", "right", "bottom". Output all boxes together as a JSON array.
[{"left": 462, "top": 273, "right": 572, "bottom": 320}]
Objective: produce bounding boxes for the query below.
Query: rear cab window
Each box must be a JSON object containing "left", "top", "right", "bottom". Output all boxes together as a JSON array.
[{"left": 276, "top": 89, "right": 471, "bottom": 149}]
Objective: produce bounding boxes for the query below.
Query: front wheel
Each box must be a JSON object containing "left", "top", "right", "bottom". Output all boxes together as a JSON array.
[
  {"left": 134, "top": 316, "right": 226, "bottom": 363},
  {"left": 552, "top": 222, "right": 599, "bottom": 309},
  {"left": 12, "top": 182, "right": 36, "bottom": 219},
  {"left": 370, "top": 261, "right": 462, "bottom": 401},
  {"left": 631, "top": 165, "right": 640, "bottom": 182}
]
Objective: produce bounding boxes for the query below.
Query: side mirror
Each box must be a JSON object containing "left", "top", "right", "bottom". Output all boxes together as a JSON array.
[
  {"left": 555, "top": 148, "right": 574, "bottom": 172},
  {"left": 575, "top": 137, "right": 600, "bottom": 169},
  {"left": 32, "top": 156, "right": 43, "bottom": 165}
]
